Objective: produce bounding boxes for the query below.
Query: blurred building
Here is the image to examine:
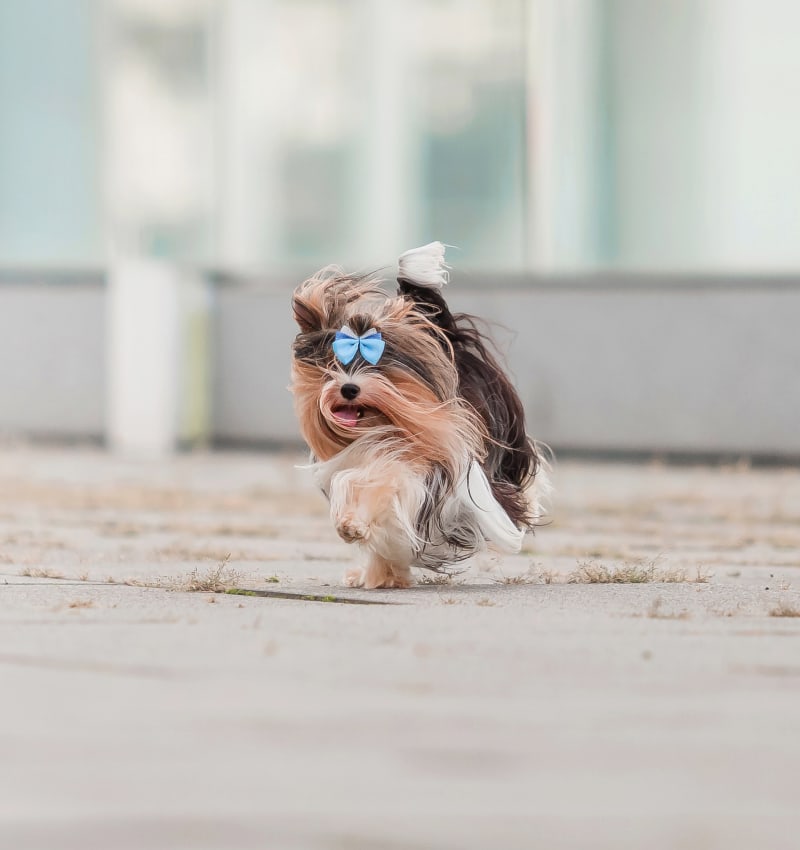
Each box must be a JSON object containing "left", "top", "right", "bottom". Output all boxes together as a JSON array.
[{"left": 1, "top": 0, "right": 799, "bottom": 456}]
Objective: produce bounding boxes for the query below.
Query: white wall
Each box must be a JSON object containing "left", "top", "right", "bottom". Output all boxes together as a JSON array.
[{"left": 606, "top": 0, "right": 800, "bottom": 270}]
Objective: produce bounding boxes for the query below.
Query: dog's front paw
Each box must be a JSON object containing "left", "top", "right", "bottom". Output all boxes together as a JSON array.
[
  {"left": 335, "top": 514, "right": 370, "bottom": 543},
  {"left": 344, "top": 567, "right": 365, "bottom": 587},
  {"left": 366, "top": 571, "right": 414, "bottom": 590}
]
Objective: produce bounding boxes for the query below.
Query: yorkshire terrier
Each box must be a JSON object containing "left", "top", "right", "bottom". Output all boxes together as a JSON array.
[{"left": 290, "top": 242, "right": 549, "bottom": 589}]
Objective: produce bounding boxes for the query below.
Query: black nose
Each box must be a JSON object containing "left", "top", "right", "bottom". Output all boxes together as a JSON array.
[{"left": 340, "top": 383, "right": 360, "bottom": 401}]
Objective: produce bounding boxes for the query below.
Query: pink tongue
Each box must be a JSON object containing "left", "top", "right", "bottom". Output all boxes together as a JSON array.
[{"left": 333, "top": 408, "right": 360, "bottom": 426}]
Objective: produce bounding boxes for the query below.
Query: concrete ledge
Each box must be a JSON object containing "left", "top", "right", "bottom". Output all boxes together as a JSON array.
[
  {"left": 0, "top": 281, "right": 105, "bottom": 439},
  {"left": 1, "top": 270, "right": 798, "bottom": 456},
  {"left": 213, "top": 277, "right": 800, "bottom": 456}
]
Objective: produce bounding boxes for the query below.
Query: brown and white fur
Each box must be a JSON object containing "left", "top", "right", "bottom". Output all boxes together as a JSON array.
[{"left": 290, "top": 242, "right": 549, "bottom": 589}]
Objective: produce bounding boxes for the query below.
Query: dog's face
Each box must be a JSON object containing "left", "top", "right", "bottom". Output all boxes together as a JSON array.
[{"left": 290, "top": 271, "right": 476, "bottom": 465}]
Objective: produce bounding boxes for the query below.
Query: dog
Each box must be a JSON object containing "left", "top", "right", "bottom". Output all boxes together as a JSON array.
[{"left": 290, "top": 242, "right": 549, "bottom": 588}]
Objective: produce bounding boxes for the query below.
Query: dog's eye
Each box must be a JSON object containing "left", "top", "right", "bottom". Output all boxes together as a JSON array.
[{"left": 294, "top": 331, "right": 334, "bottom": 365}]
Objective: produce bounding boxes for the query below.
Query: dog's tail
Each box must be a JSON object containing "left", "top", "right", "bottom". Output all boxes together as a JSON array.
[{"left": 397, "top": 243, "right": 543, "bottom": 530}]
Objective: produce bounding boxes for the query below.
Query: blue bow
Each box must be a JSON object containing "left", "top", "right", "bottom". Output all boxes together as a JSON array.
[{"left": 332, "top": 325, "right": 385, "bottom": 366}]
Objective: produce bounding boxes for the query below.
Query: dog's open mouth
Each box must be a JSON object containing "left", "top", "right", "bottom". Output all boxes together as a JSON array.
[{"left": 331, "top": 405, "right": 369, "bottom": 427}]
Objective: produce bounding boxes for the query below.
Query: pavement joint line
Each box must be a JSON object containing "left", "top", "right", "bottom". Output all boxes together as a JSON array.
[
  {"left": 3, "top": 580, "right": 124, "bottom": 587},
  {"left": 224, "top": 587, "right": 398, "bottom": 605},
  {"left": 1, "top": 577, "right": 400, "bottom": 604}
]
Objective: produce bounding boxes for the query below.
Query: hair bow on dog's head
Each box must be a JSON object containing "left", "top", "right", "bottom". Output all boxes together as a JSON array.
[{"left": 332, "top": 325, "right": 385, "bottom": 366}]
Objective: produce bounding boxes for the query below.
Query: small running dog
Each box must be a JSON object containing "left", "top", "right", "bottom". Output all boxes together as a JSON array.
[{"left": 290, "top": 242, "right": 549, "bottom": 588}]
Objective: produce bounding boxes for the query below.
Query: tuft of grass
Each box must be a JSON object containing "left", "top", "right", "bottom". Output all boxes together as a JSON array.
[
  {"left": 493, "top": 566, "right": 560, "bottom": 585},
  {"left": 568, "top": 561, "right": 656, "bottom": 584},
  {"left": 493, "top": 572, "right": 537, "bottom": 585},
  {"left": 265, "top": 575, "right": 280, "bottom": 583},
  {"left": 475, "top": 598, "right": 496, "bottom": 607},
  {"left": 19, "top": 567, "right": 65, "bottom": 579},
  {"left": 440, "top": 597, "right": 460, "bottom": 605},
  {"left": 770, "top": 600, "right": 800, "bottom": 618},
  {"left": 107, "top": 557, "right": 242, "bottom": 594},
  {"left": 179, "top": 557, "right": 241, "bottom": 593},
  {"left": 526, "top": 565, "right": 559, "bottom": 584},
  {"left": 419, "top": 573, "right": 455, "bottom": 586},
  {"left": 67, "top": 599, "right": 94, "bottom": 609},
  {"left": 567, "top": 559, "right": 712, "bottom": 585}
]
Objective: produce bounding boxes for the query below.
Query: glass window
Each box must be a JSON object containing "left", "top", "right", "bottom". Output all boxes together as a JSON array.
[{"left": 0, "top": 0, "right": 101, "bottom": 265}]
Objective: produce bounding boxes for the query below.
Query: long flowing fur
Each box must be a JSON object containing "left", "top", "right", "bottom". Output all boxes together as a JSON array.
[
  {"left": 290, "top": 243, "right": 548, "bottom": 587},
  {"left": 397, "top": 260, "right": 542, "bottom": 529}
]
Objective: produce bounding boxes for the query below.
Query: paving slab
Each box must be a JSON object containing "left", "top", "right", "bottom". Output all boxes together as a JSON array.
[{"left": 1, "top": 446, "right": 799, "bottom": 849}]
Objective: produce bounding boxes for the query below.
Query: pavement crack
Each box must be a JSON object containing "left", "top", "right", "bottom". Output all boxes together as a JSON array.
[{"left": 225, "top": 587, "right": 397, "bottom": 605}]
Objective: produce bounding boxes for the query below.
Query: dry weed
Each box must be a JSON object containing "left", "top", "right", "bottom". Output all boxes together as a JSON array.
[
  {"left": 568, "top": 561, "right": 657, "bottom": 584},
  {"left": 492, "top": 572, "right": 537, "bottom": 585},
  {"left": 19, "top": 567, "right": 65, "bottom": 579},
  {"left": 568, "top": 559, "right": 711, "bottom": 585},
  {"left": 770, "top": 600, "right": 800, "bottom": 618},
  {"left": 693, "top": 566, "right": 713, "bottom": 583},
  {"left": 419, "top": 573, "right": 455, "bottom": 586},
  {"left": 106, "top": 557, "right": 241, "bottom": 594},
  {"left": 175, "top": 558, "right": 241, "bottom": 593},
  {"left": 492, "top": 563, "right": 560, "bottom": 585}
]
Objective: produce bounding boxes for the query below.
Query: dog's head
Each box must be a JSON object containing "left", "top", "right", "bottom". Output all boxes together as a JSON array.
[{"left": 290, "top": 243, "right": 484, "bottom": 469}]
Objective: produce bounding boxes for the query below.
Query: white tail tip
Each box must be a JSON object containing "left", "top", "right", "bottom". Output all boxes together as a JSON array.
[
  {"left": 463, "top": 461, "right": 525, "bottom": 554},
  {"left": 398, "top": 241, "right": 449, "bottom": 289}
]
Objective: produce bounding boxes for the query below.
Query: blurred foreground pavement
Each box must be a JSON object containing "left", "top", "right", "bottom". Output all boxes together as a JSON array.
[{"left": 1, "top": 445, "right": 799, "bottom": 850}]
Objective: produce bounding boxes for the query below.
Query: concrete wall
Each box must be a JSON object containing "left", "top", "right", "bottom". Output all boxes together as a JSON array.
[
  {"left": 211, "top": 286, "right": 296, "bottom": 445},
  {"left": 211, "top": 276, "right": 800, "bottom": 457},
  {"left": 0, "top": 277, "right": 105, "bottom": 439},
  {"left": 457, "top": 280, "right": 800, "bottom": 456},
  {"left": 2, "top": 274, "right": 798, "bottom": 457}
]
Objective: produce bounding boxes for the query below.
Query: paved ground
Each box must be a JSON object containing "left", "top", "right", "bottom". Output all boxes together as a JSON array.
[{"left": 1, "top": 445, "right": 799, "bottom": 849}]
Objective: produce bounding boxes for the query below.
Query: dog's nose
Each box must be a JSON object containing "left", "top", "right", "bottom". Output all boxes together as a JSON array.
[{"left": 340, "top": 383, "right": 360, "bottom": 401}]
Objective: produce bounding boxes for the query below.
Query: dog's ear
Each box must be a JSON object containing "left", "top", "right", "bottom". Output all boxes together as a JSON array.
[
  {"left": 292, "top": 283, "right": 325, "bottom": 334},
  {"left": 397, "top": 242, "right": 458, "bottom": 334},
  {"left": 292, "top": 287, "right": 322, "bottom": 333},
  {"left": 293, "top": 269, "right": 381, "bottom": 333}
]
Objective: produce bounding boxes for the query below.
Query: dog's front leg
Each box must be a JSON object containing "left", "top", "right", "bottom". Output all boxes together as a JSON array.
[
  {"left": 329, "top": 465, "right": 425, "bottom": 589},
  {"left": 328, "top": 469, "right": 378, "bottom": 545}
]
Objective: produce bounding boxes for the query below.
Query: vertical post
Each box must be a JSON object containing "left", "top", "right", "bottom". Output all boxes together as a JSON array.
[
  {"left": 106, "top": 261, "right": 211, "bottom": 455},
  {"left": 100, "top": 0, "right": 214, "bottom": 454}
]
